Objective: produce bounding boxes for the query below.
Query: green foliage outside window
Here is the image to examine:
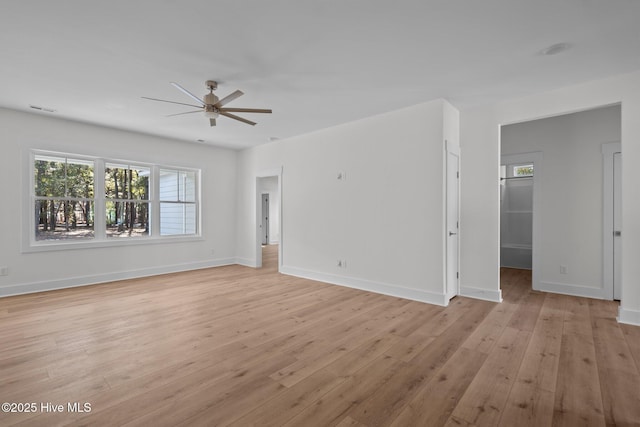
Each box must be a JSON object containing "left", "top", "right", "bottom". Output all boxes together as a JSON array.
[
  {"left": 513, "top": 165, "right": 534, "bottom": 177},
  {"left": 34, "top": 155, "right": 94, "bottom": 240}
]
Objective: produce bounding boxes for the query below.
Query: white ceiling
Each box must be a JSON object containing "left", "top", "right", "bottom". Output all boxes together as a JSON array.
[{"left": 2, "top": 1, "right": 639, "bottom": 149}]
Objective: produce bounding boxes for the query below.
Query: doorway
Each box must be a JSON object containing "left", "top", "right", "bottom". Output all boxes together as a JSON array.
[
  {"left": 500, "top": 161, "right": 533, "bottom": 270},
  {"left": 500, "top": 104, "right": 620, "bottom": 300},
  {"left": 256, "top": 170, "right": 282, "bottom": 269},
  {"left": 500, "top": 152, "right": 542, "bottom": 291}
]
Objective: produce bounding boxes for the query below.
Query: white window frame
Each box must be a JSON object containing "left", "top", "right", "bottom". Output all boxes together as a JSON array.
[
  {"left": 23, "top": 149, "right": 202, "bottom": 252},
  {"left": 104, "top": 161, "right": 152, "bottom": 239},
  {"left": 158, "top": 168, "right": 200, "bottom": 237},
  {"left": 32, "top": 153, "right": 97, "bottom": 242}
]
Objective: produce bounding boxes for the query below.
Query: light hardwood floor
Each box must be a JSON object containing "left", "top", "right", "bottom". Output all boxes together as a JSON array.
[{"left": 1, "top": 246, "right": 639, "bottom": 426}]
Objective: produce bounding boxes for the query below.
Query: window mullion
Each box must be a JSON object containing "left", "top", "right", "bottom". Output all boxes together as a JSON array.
[
  {"left": 94, "top": 159, "right": 106, "bottom": 240},
  {"left": 30, "top": 151, "right": 200, "bottom": 247},
  {"left": 151, "top": 165, "right": 160, "bottom": 237}
]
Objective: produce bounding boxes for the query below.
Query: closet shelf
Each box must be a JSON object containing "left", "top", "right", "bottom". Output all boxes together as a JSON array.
[{"left": 503, "top": 210, "right": 533, "bottom": 214}]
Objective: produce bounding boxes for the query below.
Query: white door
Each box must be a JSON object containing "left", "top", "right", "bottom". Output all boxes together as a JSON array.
[
  {"left": 446, "top": 143, "right": 460, "bottom": 301},
  {"left": 261, "top": 193, "right": 269, "bottom": 245},
  {"left": 613, "top": 152, "right": 622, "bottom": 300}
]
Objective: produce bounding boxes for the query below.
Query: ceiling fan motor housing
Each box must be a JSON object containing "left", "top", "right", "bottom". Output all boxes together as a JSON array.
[
  {"left": 204, "top": 92, "right": 220, "bottom": 118},
  {"left": 204, "top": 92, "right": 219, "bottom": 106}
]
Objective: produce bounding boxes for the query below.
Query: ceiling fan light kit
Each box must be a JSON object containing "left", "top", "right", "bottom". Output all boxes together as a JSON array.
[{"left": 143, "top": 80, "right": 272, "bottom": 127}]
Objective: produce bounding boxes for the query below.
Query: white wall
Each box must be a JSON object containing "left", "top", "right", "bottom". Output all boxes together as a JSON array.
[
  {"left": 258, "top": 176, "right": 280, "bottom": 244},
  {"left": 501, "top": 105, "right": 621, "bottom": 297},
  {"left": 0, "top": 108, "right": 238, "bottom": 296},
  {"left": 236, "top": 99, "right": 458, "bottom": 305},
  {"left": 460, "top": 70, "right": 640, "bottom": 325}
]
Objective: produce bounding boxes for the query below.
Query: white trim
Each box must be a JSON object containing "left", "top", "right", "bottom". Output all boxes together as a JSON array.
[
  {"left": 538, "top": 280, "right": 606, "bottom": 300},
  {"left": 500, "top": 152, "right": 543, "bottom": 291},
  {"left": 0, "top": 258, "right": 236, "bottom": 298},
  {"left": 445, "top": 139, "right": 461, "bottom": 300},
  {"left": 617, "top": 306, "right": 640, "bottom": 326},
  {"left": 459, "top": 285, "right": 503, "bottom": 303},
  {"left": 21, "top": 235, "right": 205, "bottom": 253},
  {"left": 602, "top": 142, "right": 621, "bottom": 300},
  {"left": 280, "top": 265, "right": 449, "bottom": 307},
  {"left": 235, "top": 257, "right": 257, "bottom": 268},
  {"left": 446, "top": 140, "right": 460, "bottom": 156}
]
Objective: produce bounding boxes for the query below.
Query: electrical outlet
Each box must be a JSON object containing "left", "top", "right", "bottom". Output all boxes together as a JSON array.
[
  {"left": 560, "top": 265, "right": 568, "bottom": 274},
  {"left": 0, "top": 266, "right": 8, "bottom": 276}
]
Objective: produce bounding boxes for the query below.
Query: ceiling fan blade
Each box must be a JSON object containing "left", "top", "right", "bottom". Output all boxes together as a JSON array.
[
  {"left": 141, "top": 97, "right": 203, "bottom": 109},
  {"left": 170, "top": 82, "right": 205, "bottom": 105},
  {"left": 219, "top": 111, "right": 256, "bottom": 126},
  {"left": 220, "top": 107, "right": 272, "bottom": 114},
  {"left": 210, "top": 118, "right": 216, "bottom": 127},
  {"left": 166, "top": 110, "right": 203, "bottom": 117},
  {"left": 215, "top": 90, "right": 244, "bottom": 107}
]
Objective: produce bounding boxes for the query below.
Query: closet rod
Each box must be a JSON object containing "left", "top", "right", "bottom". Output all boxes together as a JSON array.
[{"left": 500, "top": 176, "right": 533, "bottom": 180}]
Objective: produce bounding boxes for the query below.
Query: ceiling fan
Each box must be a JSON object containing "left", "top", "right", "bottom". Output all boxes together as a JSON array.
[{"left": 142, "top": 80, "right": 272, "bottom": 127}]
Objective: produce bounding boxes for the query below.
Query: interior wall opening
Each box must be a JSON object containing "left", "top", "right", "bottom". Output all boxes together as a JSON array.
[
  {"left": 500, "top": 162, "right": 534, "bottom": 271},
  {"left": 256, "top": 172, "right": 282, "bottom": 270},
  {"left": 499, "top": 104, "right": 621, "bottom": 300}
]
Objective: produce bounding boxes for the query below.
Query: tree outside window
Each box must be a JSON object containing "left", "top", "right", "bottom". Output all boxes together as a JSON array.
[
  {"left": 34, "top": 155, "right": 95, "bottom": 240},
  {"left": 105, "top": 163, "right": 150, "bottom": 238},
  {"left": 31, "top": 151, "right": 200, "bottom": 246},
  {"left": 513, "top": 164, "right": 534, "bottom": 177}
]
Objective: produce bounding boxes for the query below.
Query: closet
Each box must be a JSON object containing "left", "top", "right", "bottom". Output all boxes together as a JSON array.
[{"left": 500, "top": 163, "right": 533, "bottom": 269}]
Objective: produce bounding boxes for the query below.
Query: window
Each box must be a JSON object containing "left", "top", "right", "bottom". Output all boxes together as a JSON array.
[
  {"left": 159, "top": 169, "right": 198, "bottom": 236},
  {"left": 513, "top": 164, "right": 534, "bottom": 177},
  {"left": 29, "top": 151, "right": 200, "bottom": 249},
  {"left": 105, "top": 163, "right": 150, "bottom": 238},
  {"left": 34, "top": 154, "right": 95, "bottom": 241}
]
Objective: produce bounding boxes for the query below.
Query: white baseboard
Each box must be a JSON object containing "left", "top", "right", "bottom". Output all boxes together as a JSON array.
[
  {"left": 280, "top": 265, "right": 448, "bottom": 306},
  {"left": 235, "top": 257, "right": 257, "bottom": 268},
  {"left": 618, "top": 306, "right": 640, "bottom": 326},
  {"left": 536, "top": 280, "right": 606, "bottom": 300},
  {"left": 459, "top": 285, "right": 503, "bottom": 303},
  {"left": 0, "top": 258, "right": 236, "bottom": 298}
]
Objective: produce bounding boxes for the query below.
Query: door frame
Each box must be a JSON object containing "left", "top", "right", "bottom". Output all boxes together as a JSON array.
[
  {"left": 500, "top": 152, "right": 543, "bottom": 291},
  {"left": 445, "top": 140, "right": 460, "bottom": 301},
  {"left": 255, "top": 168, "right": 283, "bottom": 269},
  {"left": 602, "top": 141, "right": 621, "bottom": 300}
]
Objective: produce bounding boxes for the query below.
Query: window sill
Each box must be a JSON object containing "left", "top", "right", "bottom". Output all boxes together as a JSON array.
[{"left": 22, "top": 235, "right": 204, "bottom": 253}]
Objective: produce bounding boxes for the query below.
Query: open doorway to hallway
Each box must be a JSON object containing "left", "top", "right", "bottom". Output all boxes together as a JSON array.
[{"left": 256, "top": 172, "right": 282, "bottom": 270}]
